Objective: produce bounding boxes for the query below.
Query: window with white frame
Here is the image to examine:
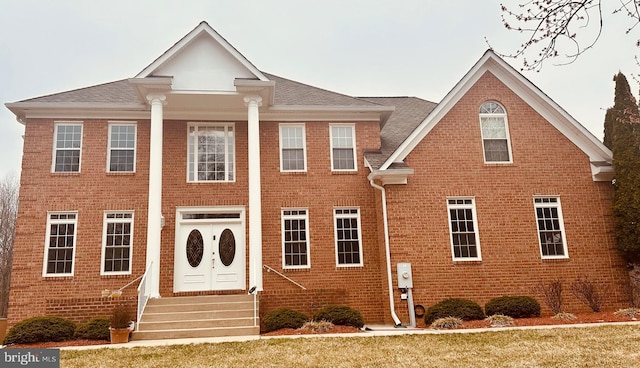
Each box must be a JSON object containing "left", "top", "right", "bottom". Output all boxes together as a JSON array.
[
  {"left": 534, "top": 197, "right": 568, "bottom": 258},
  {"left": 334, "top": 208, "right": 362, "bottom": 266},
  {"left": 330, "top": 125, "right": 356, "bottom": 171},
  {"left": 187, "top": 123, "right": 235, "bottom": 182},
  {"left": 108, "top": 123, "right": 136, "bottom": 172},
  {"left": 53, "top": 123, "right": 83, "bottom": 172},
  {"left": 279, "top": 124, "right": 307, "bottom": 172},
  {"left": 282, "top": 209, "right": 310, "bottom": 268},
  {"left": 44, "top": 212, "right": 77, "bottom": 276},
  {"left": 102, "top": 212, "right": 134, "bottom": 274},
  {"left": 479, "top": 101, "right": 512, "bottom": 163},
  {"left": 447, "top": 198, "right": 481, "bottom": 260}
]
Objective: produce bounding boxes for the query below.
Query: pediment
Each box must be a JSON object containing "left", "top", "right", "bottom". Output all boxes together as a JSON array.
[{"left": 136, "top": 22, "right": 267, "bottom": 92}]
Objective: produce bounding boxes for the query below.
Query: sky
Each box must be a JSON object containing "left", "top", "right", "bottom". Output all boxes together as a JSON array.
[{"left": 0, "top": 0, "right": 638, "bottom": 179}]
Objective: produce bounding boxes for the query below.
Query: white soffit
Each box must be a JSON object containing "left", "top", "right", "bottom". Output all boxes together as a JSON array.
[{"left": 381, "top": 51, "right": 612, "bottom": 171}]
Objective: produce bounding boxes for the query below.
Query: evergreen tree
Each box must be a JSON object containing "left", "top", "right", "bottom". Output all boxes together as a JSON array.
[{"left": 607, "top": 72, "right": 640, "bottom": 306}]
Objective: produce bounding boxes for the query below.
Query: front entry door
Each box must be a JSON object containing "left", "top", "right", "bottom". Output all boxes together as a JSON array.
[{"left": 175, "top": 217, "right": 245, "bottom": 292}]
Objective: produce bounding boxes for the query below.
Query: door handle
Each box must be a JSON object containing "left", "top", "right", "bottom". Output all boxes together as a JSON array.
[{"left": 212, "top": 252, "right": 215, "bottom": 268}]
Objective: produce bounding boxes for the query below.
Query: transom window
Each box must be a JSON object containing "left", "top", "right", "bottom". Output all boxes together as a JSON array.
[
  {"left": 447, "top": 198, "right": 482, "bottom": 261},
  {"left": 279, "top": 124, "right": 307, "bottom": 172},
  {"left": 282, "top": 209, "right": 310, "bottom": 268},
  {"left": 534, "top": 197, "right": 568, "bottom": 258},
  {"left": 44, "top": 212, "right": 77, "bottom": 276},
  {"left": 102, "top": 212, "right": 134, "bottom": 275},
  {"left": 334, "top": 208, "right": 362, "bottom": 266},
  {"left": 479, "top": 101, "right": 512, "bottom": 163},
  {"left": 108, "top": 123, "right": 136, "bottom": 172},
  {"left": 53, "top": 123, "right": 83, "bottom": 172},
  {"left": 330, "top": 125, "right": 357, "bottom": 171},
  {"left": 188, "top": 124, "right": 235, "bottom": 182}
]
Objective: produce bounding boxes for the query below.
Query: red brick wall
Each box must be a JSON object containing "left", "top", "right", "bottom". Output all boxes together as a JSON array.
[
  {"left": 384, "top": 72, "right": 628, "bottom": 322},
  {"left": 8, "top": 119, "right": 150, "bottom": 325},
  {"left": 8, "top": 117, "right": 388, "bottom": 326}
]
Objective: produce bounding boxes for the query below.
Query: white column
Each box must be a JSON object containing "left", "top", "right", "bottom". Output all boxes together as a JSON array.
[
  {"left": 146, "top": 93, "right": 166, "bottom": 298},
  {"left": 244, "top": 95, "right": 263, "bottom": 291}
]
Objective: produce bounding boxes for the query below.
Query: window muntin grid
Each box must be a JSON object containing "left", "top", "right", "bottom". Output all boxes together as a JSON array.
[
  {"left": 187, "top": 124, "right": 235, "bottom": 182},
  {"left": 280, "top": 124, "right": 307, "bottom": 172},
  {"left": 282, "top": 209, "right": 310, "bottom": 268},
  {"left": 334, "top": 208, "right": 362, "bottom": 266},
  {"left": 102, "top": 212, "right": 133, "bottom": 274},
  {"left": 330, "top": 125, "right": 356, "bottom": 171},
  {"left": 479, "top": 101, "right": 512, "bottom": 163},
  {"left": 108, "top": 124, "right": 136, "bottom": 172},
  {"left": 447, "top": 198, "right": 482, "bottom": 261},
  {"left": 44, "top": 212, "right": 77, "bottom": 276},
  {"left": 53, "top": 124, "right": 82, "bottom": 172},
  {"left": 534, "top": 197, "right": 568, "bottom": 258}
]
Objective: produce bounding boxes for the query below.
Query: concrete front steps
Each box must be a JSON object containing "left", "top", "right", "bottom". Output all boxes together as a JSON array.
[{"left": 132, "top": 294, "right": 259, "bottom": 341}]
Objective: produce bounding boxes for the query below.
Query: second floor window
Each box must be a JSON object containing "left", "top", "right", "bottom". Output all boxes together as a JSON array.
[
  {"left": 53, "top": 123, "right": 82, "bottom": 172},
  {"left": 479, "top": 101, "right": 512, "bottom": 163},
  {"left": 188, "top": 123, "right": 235, "bottom": 182},
  {"left": 330, "top": 125, "right": 356, "bottom": 171},
  {"left": 279, "top": 124, "right": 307, "bottom": 172},
  {"left": 108, "top": 123, "right": 136, "bottom": 172}
]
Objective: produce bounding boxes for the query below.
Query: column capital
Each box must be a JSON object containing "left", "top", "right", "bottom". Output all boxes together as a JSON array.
[
  {"left": 146, "top": 93, "right": 167, "bottom": 105},
  {"left": 243, "top": 95, "right": 262, "bottom": 107}
]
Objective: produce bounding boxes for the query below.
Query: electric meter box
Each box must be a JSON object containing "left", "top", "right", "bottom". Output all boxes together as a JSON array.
[{"left": 396, "top": 263, "right": 413, "bottom": 289}]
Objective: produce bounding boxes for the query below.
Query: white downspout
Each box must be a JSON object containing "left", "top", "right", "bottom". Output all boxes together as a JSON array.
[{"left": 369, "top": 178, "right": 402, "bottom": 326}]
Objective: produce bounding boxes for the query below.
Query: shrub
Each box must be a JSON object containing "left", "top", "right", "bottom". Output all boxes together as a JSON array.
[
  {"left": 485, "top": 296, "right": 541, "bottom": 318},
  {"left": 301, "top": 320, "right": 334, "bottom": 333},
  {"left": 485, "top": 314, "right": 515, "bottom": 327},
  {"left": 534, "top": 279, "right": 564, "bottom": 314},
  {"left": 313, "top": 305, "right": 364, "bottom": 329},
  {"left": 614, "top": 308, "right": 640, "bottom": 319},
  {"left": 75, "top": 318, "right": 110, "bottom": 340},
  {"left": 551, "top": 312, "right": 576, "bottom": 321},
  {"left": 570, "top": 276, "right": 603, "bottom": 312},
  {"left": 110, "top": 303, "right": 133, "bottom": 329},
  {"left": 430, "top": 317, "right": 463, "bottom": 330},
  {"left": 424, "top": 298, "right": 485, "bottom": 325},
  {"left": 262, "top": 308, "right": 308, "bottom": 333},
  {"left": 4, "top": 316, "right": 76, "bottom": 345}
]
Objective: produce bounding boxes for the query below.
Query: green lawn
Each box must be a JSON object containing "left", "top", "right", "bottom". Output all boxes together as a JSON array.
[{"left": 61, "top": 325, "right": 640, "bottom": 368}]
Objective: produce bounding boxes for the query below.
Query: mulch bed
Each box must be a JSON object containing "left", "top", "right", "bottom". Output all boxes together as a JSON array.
[{"left": 3, "top": 311, "right": 637, "bottom": 348}]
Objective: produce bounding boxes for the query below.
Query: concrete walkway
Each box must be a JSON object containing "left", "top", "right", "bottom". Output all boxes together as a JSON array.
[{"left": 58, "top": 320, "right": 640, "bottom": 351}]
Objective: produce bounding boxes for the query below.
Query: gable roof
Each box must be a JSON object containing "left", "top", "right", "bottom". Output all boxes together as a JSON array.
[
  {"left": 136, "top": 21, "right": 268, "bottom": 82},
  {"left": 374, "top": 50, "right": 613, "bottom": 180}
]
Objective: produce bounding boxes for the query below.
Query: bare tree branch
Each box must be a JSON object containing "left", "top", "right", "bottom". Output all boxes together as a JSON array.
[
  {"left": 0, "top": 173, "right": 19, "bottom": 318},
  {"left": 489, "top": 0, "right": 640, "bottom": 71}
]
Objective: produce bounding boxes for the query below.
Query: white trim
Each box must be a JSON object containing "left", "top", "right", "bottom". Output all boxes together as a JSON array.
[
  {"left": 42, "top": 211, "right": 78, "bottom": 277},
  {"left": 330, "top": 124, "right": 357, "bottom": 172},
  {"left": 51, "top": 122, "right": 83, "bottom": 173},
  {"left": 446, "top": 197, "right": 482, "bottom": 261},
  {"left": 333, "top": 207, "right": 363, "bottom": 267},
  {"left": 186, "top": 122, "right": 236, "bottom": 183},
  {"left": 380, "top": 51, "right": 612, "bottom": 180},
  {"left": 281, "top": 208, "right": 311, "bottom": 269},
  {"left": 279, "top": 123, "right": 307, "bottom": 173},
  {"left": 100, "top": 211, "right": 134, "bottom": 276},
  {"left": 136, "top": 22, "right": 268, "bottom": 81},
  {"left": 533, "top": 196, "right": 569, "bottom": 259},
  {"left": 107, "top": 122, "right": 137, "bottom": 173},
  {"left": 479, "top": 101, "right": 513, "bottom": 164}
]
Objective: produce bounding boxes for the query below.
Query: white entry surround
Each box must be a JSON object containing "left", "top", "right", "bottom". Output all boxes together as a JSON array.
[{"left": 174, "top": 207, "right": 246, "bottom": 292}]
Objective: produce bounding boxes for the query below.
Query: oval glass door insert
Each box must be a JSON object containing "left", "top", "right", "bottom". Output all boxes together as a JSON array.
[
  {"left": 219, "top": 228, "right": 236, "bottom": 266},
  {"left": 186, "top": 229, "right": 204, "bottom": 268}
]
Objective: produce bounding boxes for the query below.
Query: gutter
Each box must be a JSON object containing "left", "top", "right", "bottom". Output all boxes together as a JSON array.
[{"left": 368, "top": 177, "right": 402, "bottom": 326}]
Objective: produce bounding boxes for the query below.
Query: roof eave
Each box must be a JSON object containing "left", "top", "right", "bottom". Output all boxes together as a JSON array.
[{"left": 367, "top": 168, "right": 414, "bottom": 186}]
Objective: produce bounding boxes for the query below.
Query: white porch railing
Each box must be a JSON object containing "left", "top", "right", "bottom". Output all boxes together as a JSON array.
[
  {"left": 262, "top": 264, "right": 307, "bottom": 290},
  {"left": 136, "top": 262, "right": 153, "bottom": 332}
]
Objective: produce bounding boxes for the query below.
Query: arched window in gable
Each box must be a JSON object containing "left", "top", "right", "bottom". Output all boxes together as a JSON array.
[{"left": 479, "top": 101, "right": 512, "bottom": 163}]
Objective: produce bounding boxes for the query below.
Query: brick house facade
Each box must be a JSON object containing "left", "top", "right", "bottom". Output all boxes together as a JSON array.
[{"left": 5, "top": 22, "right": 629, "bottom": 328}]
